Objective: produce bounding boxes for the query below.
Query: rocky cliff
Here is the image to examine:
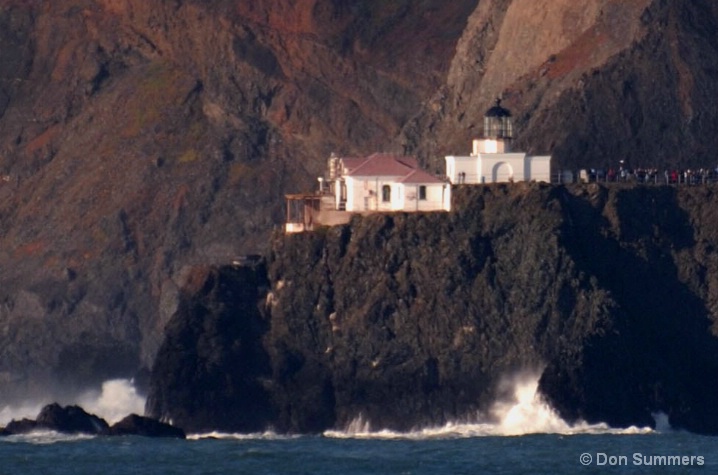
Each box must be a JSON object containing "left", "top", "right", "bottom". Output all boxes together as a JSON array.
[
  {"left": 2, "top": 0, "right": 718, "bottom": 407},
  {"left": 147, "top": 184, "right": 718, "bottom": 435}
]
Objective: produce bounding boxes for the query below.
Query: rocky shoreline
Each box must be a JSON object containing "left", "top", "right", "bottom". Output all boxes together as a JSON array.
[
  {"left": 0, "top": 403, "right": 185, "bottom": 439},
  {"left": 3, "top": 0, "right": 718, "bottom": 421}
]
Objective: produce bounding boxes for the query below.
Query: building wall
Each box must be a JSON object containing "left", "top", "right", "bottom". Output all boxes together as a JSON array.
[
  {"left": 527, "top": 155, "right": 552, "bottom": 182},
  {"left": 447, "top": 153, "right": 552, "bottom": 184},
  {"left": 480, "top": 153, "right": 528, "bottom": 182},
  {"left": 346, "top": 176, "right": 404, "bottom": 212},
  {"left": 346, "top": 177, "right": 450, "bottom": 212},
  {"left": 397, "top": 183, "right": 450, "bottom": 212},
  {"left": 445, "top": 156, "right": 478, "bottom": 184}
]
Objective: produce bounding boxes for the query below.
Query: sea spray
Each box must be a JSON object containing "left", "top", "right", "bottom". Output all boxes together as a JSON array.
[
  {"left": 489, "top": 371, "right": 577, "bottom": 435},
  {"left": 0, "top": 379, "right": 145, "bottom": 427},
  {"left": 325, "top": 372, "right": 652, "bottom": 439},
  {"left": 78, "top": 379, "right": 145, "bottom": 424},
  {"left": 0, "top": 401, "right": 45, "bottom": 427},
  {"left": 651, "top": 412, "right": 672, "bottom": 433}
]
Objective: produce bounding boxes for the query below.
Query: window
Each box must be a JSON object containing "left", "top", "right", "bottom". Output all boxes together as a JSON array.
[
  {"left": 419, "top": 185, "right": 427, "bottom": 201},
  {"left": 382, "top": 185, "right": 391, "bottom": 202}
]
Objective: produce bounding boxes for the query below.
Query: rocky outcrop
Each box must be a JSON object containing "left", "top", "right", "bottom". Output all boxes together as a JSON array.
[
  {"left": 147, "top": 184, "right": 718, "bottom": 435},
  {"left": 107, "top": 414, "right": 185, "bottom": 438},
  {"left": 3, "top": 0, "right": 718, "bottom": 415},
  {"left": 1, "top": 403, "right": 184, "bottom": 438},
  {"left": 4, "top": 403, "right": 108, "bottom": 435},
  {"left": 146, "top": 263, "right": 275, "bottom": 434},
  {"left": 35, "top": 403, "right": 110, "bottom": 434},
  {"left": 539, "top": 184, "right": 718, "bottom": 434}
]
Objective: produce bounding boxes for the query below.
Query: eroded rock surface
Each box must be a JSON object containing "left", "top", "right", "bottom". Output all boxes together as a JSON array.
[
  {"left": 148, "top": 184, "right": 718, "bottom": 435},
  {"left": 2, "top": 0, "right": 718, "bottom": 411}
]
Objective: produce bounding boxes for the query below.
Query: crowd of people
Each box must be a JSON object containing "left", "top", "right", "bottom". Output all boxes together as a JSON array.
[{"left": 556, "top": 167, "right": 718, "bottom": 185}]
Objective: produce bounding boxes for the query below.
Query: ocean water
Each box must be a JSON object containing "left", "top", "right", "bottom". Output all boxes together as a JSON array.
[
  {"left": 1, "top": 376, "right": 716, "bottom": 474},
  {"left": 1, "top": 430, "right": 715, "bottom": 475}
]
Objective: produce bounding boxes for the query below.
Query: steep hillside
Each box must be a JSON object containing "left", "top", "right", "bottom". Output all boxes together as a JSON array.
[
  {"left": 0, "top": 0, "right": 476, "bottom": 401},
  {"left": 2, "top": 0, "right": 718, "bottom": 405},
  {"left": 147, "top": 184, "right": 718, "bottom": 435},
  {"left": 404, "top": 0, "right": 718, "bottom": 172}
]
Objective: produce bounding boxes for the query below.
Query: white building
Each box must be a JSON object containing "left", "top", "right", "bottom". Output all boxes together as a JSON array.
[
  {"left": 445, "top": 100, "right": 551, "bottom": 184},
  {"left": 327, "top": 153, "right": 451, "bottom": 213},
  {"left": 286, "top": 153, "right": 450, "bottom": 233}
]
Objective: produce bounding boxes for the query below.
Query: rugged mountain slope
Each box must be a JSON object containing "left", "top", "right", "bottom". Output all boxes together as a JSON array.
[
  {"left": 2, "top": 0, "right": 718, "bottom": 405},
  {"left": 404, "top": 0, "right": 718, "bottom": 172},
  {"left": 0, "top": 0, "right": 476, "bottom": 401},
  {"left": 147, "top": 184, "right": 718, "bottom": 435}
]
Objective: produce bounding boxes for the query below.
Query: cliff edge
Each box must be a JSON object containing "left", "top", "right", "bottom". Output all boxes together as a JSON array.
[{"left": 147, "top": 184, "right": 718, "bottom": 435}]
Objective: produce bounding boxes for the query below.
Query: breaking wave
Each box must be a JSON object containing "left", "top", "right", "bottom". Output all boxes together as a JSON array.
[
  {"left": 1, "top": 430, "right": 95, "bottom": 445},
  {"left": 0, "top": 401, "right": 45, "bottom": 427},
  {"left": 77, "top": 379, "right": 145, "bottom": 424},
  {"left": 0, "top": 379, "right": 145, "bottom": 427},
  {"left": 324, "top": 372, "right": 654, "bottom": 440},
  {"left": 187, "top": 431, "right": 301, "bottom": 441}
]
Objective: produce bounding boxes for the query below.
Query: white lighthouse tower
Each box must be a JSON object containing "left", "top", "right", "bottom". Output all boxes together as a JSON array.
[{"left": 445, "top": 99, "right": 551, "bottom": 184}]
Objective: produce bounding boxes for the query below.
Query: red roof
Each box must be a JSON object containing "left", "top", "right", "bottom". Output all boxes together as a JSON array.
[
  {"left": 400, "top": 169, "right": 445, "bottom": 184},
  {"left": 339, "top": 157, "right": 366, "bottom": 174},
  {"left": 343, "top": 153, "right": 430, "bottom": 179}
]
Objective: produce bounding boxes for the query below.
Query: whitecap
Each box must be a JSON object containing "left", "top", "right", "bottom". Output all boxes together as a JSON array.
[{"left": 324, "top": 372, "right": 654, "bottom": 440}]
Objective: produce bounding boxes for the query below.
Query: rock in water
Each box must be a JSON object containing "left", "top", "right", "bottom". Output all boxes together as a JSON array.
[
  {"left": 2, "top": 404, "right": 110, "bottom": 435},
  {"left": 3, "top": 418, "right": 39, "bottom": 435},
  {"left": 146, "top": 264, "right": 277, "bottom": 434},
  {"left": 108, "top": 414, "right": 185, "bottom": 439},
  {"left": 35, "top": 403, "right": 110, "bottom": 435}
]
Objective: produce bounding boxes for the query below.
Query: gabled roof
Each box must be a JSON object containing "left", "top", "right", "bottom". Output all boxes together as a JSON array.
[
  {"left": 399, "top": 169, "right": 445, "bottom": 184},
  {"left": 339, "top": 157, "right": 366, "bottom": 175},
  {"left": 344, "top": 153, "right": 421, "bottom": 177}
]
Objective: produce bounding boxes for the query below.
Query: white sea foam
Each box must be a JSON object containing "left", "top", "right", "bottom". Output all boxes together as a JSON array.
[
  {"left": 1, "top": 430, "right": 95, "bottom": 445},
  {"left": 651, "top": 412, "right": 672, "bottom": 433},
  {"left": 0, "top": 401, "right": 45, "bottom": 427},
  {"left": 187, "top": 431, "right": 301, "bottom": 441},
  {"left": 77, "top": 379, "right": 146, "bottom": 424},
  {"left": 0, "top": 378, "right": 145, "bottom": 428},
  {"left": 324, "top": 372, "right": 654, "bottom": 440}
]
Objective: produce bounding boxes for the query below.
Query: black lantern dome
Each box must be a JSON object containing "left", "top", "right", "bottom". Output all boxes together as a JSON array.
[{"left": 483, "top": 98, "right": 513, "bottom": 139}]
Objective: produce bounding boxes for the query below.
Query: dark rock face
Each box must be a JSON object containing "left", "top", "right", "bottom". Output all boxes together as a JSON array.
[
  {"left": 146, "top": 263, "right": 276, "bottom": 434},
  {"left": 147, "top": 184, "right": 718, "bottom": 435},
  {"left": 3, "top": 0, "right": 718, "bottom": 418},
  {"left": 538, "top": 185, "right": 718, "bottom": 435},
  {"left": 1, "top": 403, "right": 184, "bottom": 438},
  {"left": 108, "top": 414, "right": 185, "bottom": 439},
  {"left": 35, "top": 403, "right": 110, "bottom": 434},
  {"left": 4, "top": 418, "right": 39, "bottom": 435},
  {"left": 4, "top": 403, "right": 109, "bottom": 435}
]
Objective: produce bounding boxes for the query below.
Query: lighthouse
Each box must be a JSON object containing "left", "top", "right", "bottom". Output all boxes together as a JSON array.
[
  {"left": 445, "top": 99, "right": 552, "bottom": 184},
  {"left": 473, "top": 98, "right": 513, "bottom": 155}
]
